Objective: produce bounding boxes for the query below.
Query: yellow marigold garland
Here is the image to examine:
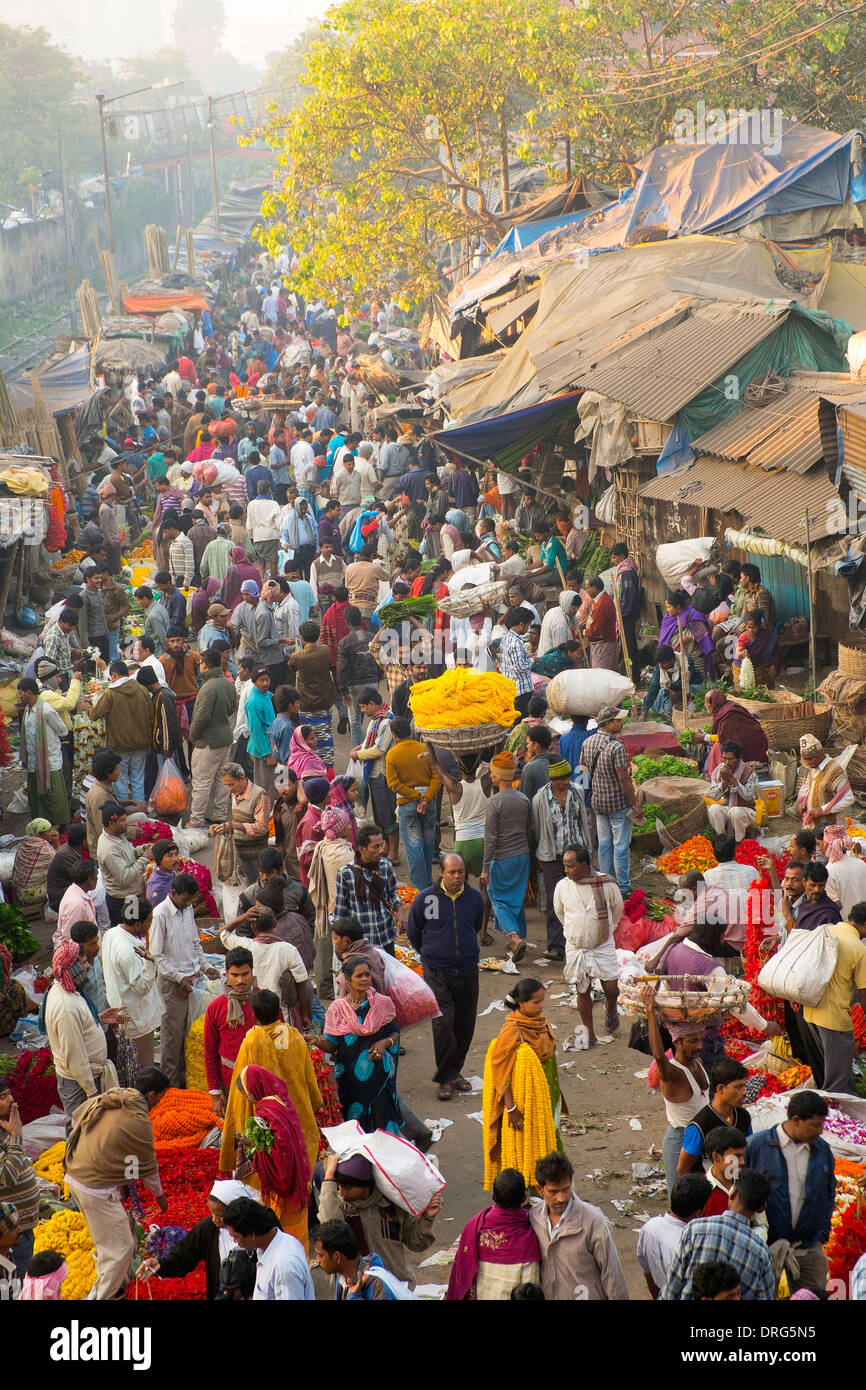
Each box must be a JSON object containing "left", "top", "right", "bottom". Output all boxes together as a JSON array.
[
  {"left": 33, "top": 1139, "right": 70, "bottom": 1198},
  {"left": 410, "top": 668, "right": 518, "bottom": 730},
  {"left": 185, "top": 1015, "right": 207, "bottom": 1093},
  {"left": 33, "top": 1208, "right": 96, "bottom": 1300},
  {"left": 482, "top": 1040, "right": 555, "bottom": 1190}
]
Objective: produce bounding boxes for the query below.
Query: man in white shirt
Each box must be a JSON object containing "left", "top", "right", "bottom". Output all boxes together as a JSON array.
[
  {"left": 134, "top": 635, "right": 166, "bottom": 686},
  {"left": 219, "top": 909, "right": 311, "bottom": 1024},
  {"left": 553, "top": 845, "right": 623, "bottom": 1045},
  {"left": 636, "top": 1174, "right": 713, "bottom": 1298},
  {"left": 247, "top": 480, "right": 282, "bottom": 580},
  {"left": 355, "top": 443, "right": 380, "bottom": 496},
  {"left": 224, "top": 1197, "right": 315, "bottom": 1300},
  {"left": 149, "top": 874, "right": 217, "bottom": 1088},
  {"left": 702, "top": 834, "right": 759, "bottom": 951},
  {"left": 331, "top": 455, "right": 362, "bottom": 515},
  {"left": 261, "top": 291, "right": 279, "bottom": 326},
  {"left": 824, "top": 833, "right": 866, "bottom": 917},
  {"left": 101, "top": 901, "right": 164, "bottom": 1067}
]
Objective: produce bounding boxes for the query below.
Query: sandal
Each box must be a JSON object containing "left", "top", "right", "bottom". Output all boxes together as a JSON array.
[
  {"left": 509, "top": 941, "right": 528, "bottom": 964},
  {"left": 437, "top": 1083, "right": 454, "bottom": 1101},
  {"left": 452, "top": 1076, "right": 472, "bottom": 1093},
  {"left": 606, "top": 1012, "right": 621, "bottom": 1034}
]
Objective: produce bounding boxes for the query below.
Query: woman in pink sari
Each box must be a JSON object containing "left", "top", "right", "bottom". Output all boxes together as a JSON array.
[
  {"left": 221, "top": 547, "right": 263, "bottom": 612},
  {"left": 446, "top": 1168, "right": 541, "bottom": 1300},
  {"left": 287, "top": 725, "right": 328, "bottom": 782},
  {"left": 317, "top": 959, "right": 400, "bottom": 1133}
]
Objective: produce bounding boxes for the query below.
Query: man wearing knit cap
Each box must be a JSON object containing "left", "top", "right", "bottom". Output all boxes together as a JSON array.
[
  {"left": 796, "top": 733, "right": 854, "bottom": 830},
  {"left": 317, "top": 1151, "right": 439, "bottom": 1288},
  {"left": 230, "top": 579, "right": 262, "bottom": 667},
  {"left": 533, "top": 758, "right": 591, "bottom": 961},
  {"left": 481, "top": 751, "right": 532, "bottom": 963}
]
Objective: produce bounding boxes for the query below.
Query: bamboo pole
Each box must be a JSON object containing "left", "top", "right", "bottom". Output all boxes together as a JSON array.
[
  {"left": 611, "top": 576, "right": 632, "bottom": 684},
  {"left": 172, "top": 224, "right": 182, "bottom": 271},
  {"left": 676, "top": 615, "right": 690, "bottom": 730},
  {"left": 0, "top": 539, "right": 20, "bottom": 624}
]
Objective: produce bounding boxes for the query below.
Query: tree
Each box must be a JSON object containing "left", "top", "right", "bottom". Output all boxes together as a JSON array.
[
  {"left": 255, "top": 0, "right": 866, "bottom": 305},
  {"left": 0, "top": 24, "right": 93, "bottom": 205},
  {"left": 116, "top": 48, "right": 194, "bottom": 105}
]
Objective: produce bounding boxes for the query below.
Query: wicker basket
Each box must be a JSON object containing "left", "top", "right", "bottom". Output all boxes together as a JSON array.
[
  {"left": 413, "top": 722, "right": 508, "bottom": 752},
  {"left": 757, "top": 707, "right": 831, "bottom": 752},
  {"left": 656, "top": 796, "right": 710, "bottom": 853},
  {"left": 619, "top": 974, "right": 750, "bottom": 1022},
  {"left": 437, "top": 580, "right": 507, "bottom": 619},
  {"left": 838, "top": 641, "right": 866, "bottom": 678}
]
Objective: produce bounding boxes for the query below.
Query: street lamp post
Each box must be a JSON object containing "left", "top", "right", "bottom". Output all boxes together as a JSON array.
[
  {"left": 96, "top": 81, "right": 184, "bottom": 258},
  {"left": 207, "top": 96, "right": 221, "bottom": 236}
]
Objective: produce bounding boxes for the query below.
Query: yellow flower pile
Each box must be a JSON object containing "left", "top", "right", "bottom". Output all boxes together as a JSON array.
[
  {"left": 483, "top": 1041, "right": 555, "bottom": 1190},
  {"left": 409, "top": 668, "right": 518, "bottom": 730},
  {"left": 33, "top": 1140, "right": 70, "bottom": 1198},
  {"left": 33, "top": 1208, "right": 96, "bottom": 1300},
  {"left": 185, "top": 1015, "right": 208, "bottom": 1093}
]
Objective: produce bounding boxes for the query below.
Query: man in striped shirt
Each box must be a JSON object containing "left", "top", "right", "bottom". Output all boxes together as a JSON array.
[
  {"left": 497, "top": 608, "right": 535, "bottom": 715},
  {"left": 0, "top": 1078, "right": 40, "bottom": 1278}
]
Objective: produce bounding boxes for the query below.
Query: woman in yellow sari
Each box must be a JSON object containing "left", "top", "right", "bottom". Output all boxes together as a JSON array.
[
  {"left": 219, "top": 989, "right": 322, "bottom": 1245},
  {"left": 482, "top": 978, "right": 565, "bottom": 1191}
]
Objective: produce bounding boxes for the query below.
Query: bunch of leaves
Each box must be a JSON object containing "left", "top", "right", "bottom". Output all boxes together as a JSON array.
[
  {"left": 0, "top": 902, "right": 40, "bottom": 962},
  {"left": 631, "top": 801, "right": 679, "bottom": 833},
  {"left": 377, "top": 594, "right": 437, "bottom": 627},
  {"left": 630, "top": 753, "right": 701, "bottom": 784},
  {"left": 693, "top": 677, "right": 731, "bottom": 707},
  {"left": 573, "top": 531, "right": 609, "bottom": 581},
  {"left": 242, "top": 1115, "right": 276, "bottom": 1154},
  {"left": 735, "top": 684, "right": 777, "bottom": 703}
]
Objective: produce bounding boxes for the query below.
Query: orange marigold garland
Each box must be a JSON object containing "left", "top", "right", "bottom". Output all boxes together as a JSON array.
[{"left": 149, "top": 1086, "right": 222, "bottom": 1149}]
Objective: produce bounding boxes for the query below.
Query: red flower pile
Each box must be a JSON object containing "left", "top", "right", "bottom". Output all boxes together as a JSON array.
[
  {"left": 176, "top": 858, "right": 218, "bottom": 919},
  {"left": 735, "top": 839, "right": 787, "bottom": 876},
  {"left": 310, "top": 1045, "right": 343, "bottom": 1156},
  {"left": 0, "top": 706, "right": 11, "bottom": 769},
  {"left": 851, "top": 1002, "right": 866, "bottom": 1053},
  {"left": 826, "top": 1198, "right": 866, "bottom": 1291},
  {"left": 6, "top": 1048, "right": 59, "bottom": 1123},
  {"left": 131, "top": 820, "right": 173, "bottom": 847},
  {"left": 125, "top": 1149, "right": 221, "bottom": 1301}
]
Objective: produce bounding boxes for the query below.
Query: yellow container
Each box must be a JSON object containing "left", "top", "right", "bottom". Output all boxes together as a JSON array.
[{"left": 758, "top": 779, "right": 783, "bottom": 818}]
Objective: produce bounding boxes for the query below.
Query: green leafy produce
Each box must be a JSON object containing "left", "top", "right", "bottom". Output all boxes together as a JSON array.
[
  {"left": 632, "top": 802, "right": 679, "bottom": 833},
  {"left": 735, "top": 684, "right": 777, "bottom": 703},
  {"left": 693, "top": 677, "right": 731, "bottom": 707},
  {"left": 677, "top": 729, "right": 695, "bottom": 748},
  {"left": 630, "top": 753, "right": 701, "bottom": 784},
  {"left": 645, "top": 897, "right": 676, "bottom": 920},
  {"left": 0, "top": 902, "right": 40, "bottom": 963},
  {"left": 377, "top": 594, "right": 437, "bottom": 627},
  {"left": 573, "top": 530, "right": 610, "bottom": 581}
]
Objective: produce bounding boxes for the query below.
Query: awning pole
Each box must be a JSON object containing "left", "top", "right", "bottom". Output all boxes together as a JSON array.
[{"left": 806, "top": 509, "right": 817, "bottom": 695}]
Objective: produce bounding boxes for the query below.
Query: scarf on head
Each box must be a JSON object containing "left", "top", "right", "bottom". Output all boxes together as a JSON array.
[
  {"left": 321, "top": 805, "right": 352, "bottom": 840},
  {"left": 52, "top": 940, "right": 82, "bottom": 993},
  {"left": 822, "top": 825, "right": 853, "bottom": 862},
  {"left": 223, "top": 977, "right": 254, "bottom": 1027},
  {"left": 487, "top": 1010, "right": 556, "bottom": 1101},
  {"left": 323, "top": 987, "right": 396, "bottom": 1038},
  {"left": 287, "top": 726, "right": 328, "bottom": 780},
  {"left": 446, "top": 1205, "right": 541, "bottom": 1301},
  {"left": 329, "top": 777, "right": 358, "bottom": 845},
  {"left": 239, "top": 1065, "right": 311, "bottom": 1208}
]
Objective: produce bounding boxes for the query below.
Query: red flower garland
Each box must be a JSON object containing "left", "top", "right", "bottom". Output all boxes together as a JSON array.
[
  {"left": 851, "top": 1002, "right": 866, "bottom": 1053},
  {"left": 131, "top": 820, "right": 173, "bottom": 847},
  {"left": 124, "top": 1149, "right": 221, "bottom": 1301},
  {"left": 7, "top": 1048, "right": 59, "bottom": 1123},
  {"left": 826, "top": 1199, "right": 866, "bottom": 1290},
  {"left": 310, "top": 1045, "right": 343, "bottom": 1156}
]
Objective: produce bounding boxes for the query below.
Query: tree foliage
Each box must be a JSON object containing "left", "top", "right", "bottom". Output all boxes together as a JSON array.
[
  {"left": 255, "top": 0, "right": 866, "bottom": 305},
  {"left": 0, "top": 24, "right": 91, "bottom": 205}
]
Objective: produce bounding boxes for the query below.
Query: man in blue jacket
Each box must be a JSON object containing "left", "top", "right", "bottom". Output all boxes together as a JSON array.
[
  {"left": 407, "top": 852, "right": 483, "bottom": 1103},
  {"left": 745, "top": 1090, "right": 835, "bottom": 1296}
]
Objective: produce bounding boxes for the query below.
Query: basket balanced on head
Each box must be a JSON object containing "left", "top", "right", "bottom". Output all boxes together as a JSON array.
[{"left": 409, "top": 668, "right": 519, "bottom": 750}]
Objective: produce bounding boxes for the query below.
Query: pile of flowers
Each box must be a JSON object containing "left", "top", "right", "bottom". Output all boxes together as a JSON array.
[
  {"left": 184, "top": 1015, "right": 208, "bottom": 1093},
  {"left": 52, "top": 549, "right": 86, "bottom": 569},
  {"left": 309, "top": 1045, "right": 343, "bottom": 1155},
  {"left": 396, "top": 943, "right": 424, "bottom": 977},
  {"left": 127, "top": 538, "right": 153, "bottom": 559},
  {"left": 144, "top": 856, "right": 218, "bottom": 918},
  {"left": 33, "top": 1208, "right": 96, "bottom": 1300},
  {"left": 656, "top": 835, "right": 717, "bottom": 875},
  {"left": 825, "top": 1158, "right": 866, "bottom": 1290},
  {"left": 821, "top": 1105, "right": 866, "bottom": 1151},
  {"left": 852, "top": 1002, "right": 866, "bottom": 1053},
  {"left": 33, "top": 1139, "right": 70, "bottom": 1198},
  {"left": 743, "top": 1070, "right": 786, "bottom": 1104},
  {"left": 845, "top": 818, "right": 866, "bottom": 840},
  {"left": 409, "top": 668, "right": 518, "bottom": 729},
  {"left": 131, "top": 820, "right": 172, "bottom": 847},
  {"left": 776, "top": 1063, "right": 812, "bottom": 1089},
  {"left": 150, "top": 1087, "right": 222, "bottom": 1149},
  {"left": 396, "top": 886, "right": 418, "bottom": 908},
  {"left": 124, "top": 1149, "right": 222, "bottom": 1300},
  {"left": 0, "top": 1048, "right": 59, "bottom": 1123},
  {"left": 735, "top": 838, "right": 787, "bottom": 876}
]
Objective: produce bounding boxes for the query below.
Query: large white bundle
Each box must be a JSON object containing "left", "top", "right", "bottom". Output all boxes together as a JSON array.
[
  {"left": 655, "top": 537, "right": 715, "bottom": 589},
  {"left": 447, "top": 562, "right": 493, "bottom": 592},
  {"left": 757, "top": 926, "right": 838, "bottom": 1007},
  {"left": 322, "top": 1120, "right": 446, "bottom": 1215},
  {"left": 545, "top": 668, "right": 635, "bottom": 717}
]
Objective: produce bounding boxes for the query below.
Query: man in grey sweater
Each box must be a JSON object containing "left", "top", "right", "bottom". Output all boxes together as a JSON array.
[
  {"left": 481, "top": 751, "right": 533, "bottom": 963},
  {"left": 188, "top": 649, "right": 238, "bottom": 827}
]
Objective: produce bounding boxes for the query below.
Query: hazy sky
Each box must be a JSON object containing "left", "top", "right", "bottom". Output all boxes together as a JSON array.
[{"left": 0, "top": 0, "right": 331, "bottom": 67}]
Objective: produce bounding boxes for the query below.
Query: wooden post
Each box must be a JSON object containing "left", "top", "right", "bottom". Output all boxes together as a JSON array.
[
  {"left": 173, "top": 224, "right": 182, "bottom": 271},
  {"left": 805, "top": 510, "right": 817, "bottom": 697},
  {"left": 612, "top": 577, "right": 633, "bottom": 684},
  {"left": 0, "top": 539, "right": 21, "bottom": 624}
]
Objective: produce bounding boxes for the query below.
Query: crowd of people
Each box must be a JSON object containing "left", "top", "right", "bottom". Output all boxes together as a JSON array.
[{"left": 2, "top": 250, "right": 866, "bottom": 1306}]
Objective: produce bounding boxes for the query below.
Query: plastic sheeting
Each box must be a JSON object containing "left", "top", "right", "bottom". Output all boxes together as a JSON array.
[
  {"left": 7, "top": 347, "right": 93, "bottom": 414},
  {"left": 122, "top": 292, "right": 209, "bottom": 315},
  {"left": 434, "top": 390, "right": 581, "bottom": 468}
]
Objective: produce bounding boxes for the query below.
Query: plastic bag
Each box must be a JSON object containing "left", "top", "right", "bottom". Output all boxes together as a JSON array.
[
  {"left": 757, "top": 926, "right": 839, "bottom": 1007},
  {"left": 376, "top": 948, "right": 440, "bottom": 1031},
  {"left": 149, "top": 756, "right": 189, "bottom": 815},
  {"left": 322, "top": 1119, "right": 446, "bottom": 1215},
  {"left": 545, "top": 668, "right": 635, "bottom": 717},
  {"left": 188, "top": 975, "right": 219, "bottom": 1028},
  {"left": 214, "top": 830, "right": 242, "bottom": 887}
]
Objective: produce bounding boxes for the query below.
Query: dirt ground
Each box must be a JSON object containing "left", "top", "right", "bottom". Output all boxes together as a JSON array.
[{"left": 0, "top": 718, "right": 809, "bottom": 1301}]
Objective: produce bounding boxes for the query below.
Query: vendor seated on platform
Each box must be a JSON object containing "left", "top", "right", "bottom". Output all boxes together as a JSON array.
[
  {"left": 641, "top": 644, "right": 701, "bottom": 716},
  {"left": 732, "top": 612, "right": 780, "bottom": 690},
  {"left": 523, "top": 525, "right": 565, "bottom": 588},
  {"left": 706, "top": 741, "right": 757, "bottom": 844}
]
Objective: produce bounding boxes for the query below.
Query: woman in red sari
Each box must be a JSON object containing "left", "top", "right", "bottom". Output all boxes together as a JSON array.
[
  {"left": 235, "top": 1063, "right": 313, "bottom": 1247},
  {"left": 446, "top": 1168, "right": 540, "bottom": 1301},
  {"left": 697, "top": 687, "right": 769, "bottom": 776}
]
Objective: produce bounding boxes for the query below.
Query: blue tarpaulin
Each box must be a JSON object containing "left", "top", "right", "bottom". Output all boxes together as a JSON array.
[
  {"left": 490, "top": 207, "right": 600, "bottom": 258},
  {"left": 434, "top": 391, "right": 581, "bottom": 469}
]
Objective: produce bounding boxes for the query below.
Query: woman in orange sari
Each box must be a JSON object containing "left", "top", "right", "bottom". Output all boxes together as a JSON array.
[{"left": 482, "top": 978, "right": 564, "bottom": 1190}]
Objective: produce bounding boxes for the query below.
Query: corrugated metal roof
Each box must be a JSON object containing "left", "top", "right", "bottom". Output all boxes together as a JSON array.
[
  {"left": 691, "top": 387, "right": 814, "bottom": 462},
  {"left": 533, "top": 299, "right": 694, "bottom": 398},
  {"left": 565, "top": 304, "right": 782, "bottom": 421},
  {"left": 638, "top": 456, "right": 840, "bottom": 542},
  {"left": 840, "top": 405, "right": 866, "bottom": 504}
]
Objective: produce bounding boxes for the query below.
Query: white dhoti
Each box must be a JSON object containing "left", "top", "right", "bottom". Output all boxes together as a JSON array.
[
  {"left": 707, "top": 803, "right": 755, "bottom": 843},
  {"left": 66, "top": 1175, "right": 136, "bottom": 1300},
  {"left": 564, "top": 935, "right": 619, "bottom": 992}
]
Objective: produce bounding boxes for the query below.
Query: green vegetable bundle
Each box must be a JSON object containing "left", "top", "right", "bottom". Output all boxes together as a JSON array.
[
  {"left": 0, "top": 903, "right": 40, "bottom": 963},
  {"left": 632, "top": 801, "right": 679, "bottom": 832},
  {"left": 630, "top": 753, "right": 701, "bottom": 784},
  {"left": 573, "top": 531, "right": 610, "bottom": 581},
  {"left": 377, "top": 594, "right": 438, "bottom": 628}
]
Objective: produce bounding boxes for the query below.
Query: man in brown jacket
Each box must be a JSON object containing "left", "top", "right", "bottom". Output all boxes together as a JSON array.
[
  {"left": 530, "top": 1151, "right": 629, "bottom": 1300},
  {"left": 88, "top": 661, "right": 154, "bottom": 801}
]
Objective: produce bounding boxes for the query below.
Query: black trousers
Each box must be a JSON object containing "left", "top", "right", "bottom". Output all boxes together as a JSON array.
[
  {"left": 540, "top": 857, "right": 566, "bottom": 953},
  {"left": 620, "top": 615, "right": 640, "bottom": 677},
  {"left": 515, "top": 690, "right": 533, "bottom": 716},
  {"left": 293, "top": 544, "right": 317, "bottom": 580},
  {"left": 422, "top": 964, "right": 479, "bottom": 1084}
]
